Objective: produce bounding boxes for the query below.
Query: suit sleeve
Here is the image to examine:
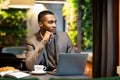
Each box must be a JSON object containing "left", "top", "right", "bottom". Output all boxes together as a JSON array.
[{"left": 25, "top": 38, "right": 46, "bottom": 70}]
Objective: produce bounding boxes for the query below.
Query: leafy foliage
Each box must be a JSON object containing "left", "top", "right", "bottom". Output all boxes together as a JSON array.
[
  {"left": 62, "top": 0, "right": 78, "bottom": 46},
  {"left": 81, "top": 0, "right": 93, "bottom": 50},
  {"left": 62, "top": 0, "right": 93, "bottom": 51},
  {"left": 0, "top": 9, "right": 27, "bottom": 46}
]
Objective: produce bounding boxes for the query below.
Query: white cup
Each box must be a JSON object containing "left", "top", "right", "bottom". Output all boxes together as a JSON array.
[{"left": 34, "top": 65, "right": 46, "bottom": 71}]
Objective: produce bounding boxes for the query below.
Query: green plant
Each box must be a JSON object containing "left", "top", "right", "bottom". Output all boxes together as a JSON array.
[
  {"left": 81, "top": 0, "right": 93, "bottom": 50},
  {"left": 62, "top": 0, "right": 93, "bottom": 51},
  {"left": 62, "top": 0, "right": 78, "bottom": 46},
  {"left": 0, "top": 9, "right": 27, "bottom": 46},
  {"left": 0, "top": 0, "right": 4, "bottom": 3}
]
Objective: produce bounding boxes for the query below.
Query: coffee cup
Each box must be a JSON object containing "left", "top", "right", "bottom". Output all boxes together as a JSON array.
[{"left": 34, "top": 65, "right": 46, "bottom": 72}]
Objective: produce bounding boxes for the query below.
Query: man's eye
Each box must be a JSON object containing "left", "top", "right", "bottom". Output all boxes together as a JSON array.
[
  {"left": 49, "top": 21, "right": 53, "bottom": 24},
  {"left": 48, "top": 20, "right": 56, "bottom": 24}
]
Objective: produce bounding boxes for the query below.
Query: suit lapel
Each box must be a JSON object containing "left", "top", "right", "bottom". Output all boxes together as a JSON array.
[{"left": 54, "top": 32, "right": 59, "bottom": 62}]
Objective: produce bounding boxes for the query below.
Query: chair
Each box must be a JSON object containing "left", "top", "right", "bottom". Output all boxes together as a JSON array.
[
  {"left": 2, "top": 46, "right": 26, "bottom": 55},
  {"left": 0, "top": 53, "right": 22, "bottom": 69},
  {"left": 1, "top": 46, "right": 27, "bottom": 70}
]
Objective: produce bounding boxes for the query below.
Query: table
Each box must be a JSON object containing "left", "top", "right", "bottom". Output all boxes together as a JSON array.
[
  {"left": 27, "top": 73, "right": 89, "bottom": 80},
  {"left": 27, "top": 74, "right": 120, "bottom": 80}
]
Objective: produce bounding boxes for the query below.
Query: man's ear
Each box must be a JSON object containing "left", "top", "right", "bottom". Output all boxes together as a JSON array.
[{"left": 38, "top": 22, "right": 43, "bottom": 27}]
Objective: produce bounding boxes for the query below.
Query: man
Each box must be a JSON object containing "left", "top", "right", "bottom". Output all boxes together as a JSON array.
[{"left": 25, "top": 10, "right": 75, "bottom": 71}]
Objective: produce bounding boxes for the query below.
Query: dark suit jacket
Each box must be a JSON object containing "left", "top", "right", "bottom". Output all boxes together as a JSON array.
[{"left": 25, "top": 31, "right": 75, "bottom": 70}]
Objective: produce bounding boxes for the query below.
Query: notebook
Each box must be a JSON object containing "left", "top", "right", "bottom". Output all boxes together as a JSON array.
[{"left": 47, "top": 52, "right": 88, "bottom": 76}]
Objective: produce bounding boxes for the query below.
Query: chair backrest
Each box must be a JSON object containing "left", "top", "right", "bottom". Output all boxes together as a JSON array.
[
  {"left": 0, "top": 53, "right": 22, "bottom": 69},
  {"left": 0, "top": 53, "right": 16, "bottom": 57},
  {"left": 2, "top": 46, "right": 26, "bottom": 55},
  {"left": 1, "top": 46, "right": 27, "bottom": 70}
]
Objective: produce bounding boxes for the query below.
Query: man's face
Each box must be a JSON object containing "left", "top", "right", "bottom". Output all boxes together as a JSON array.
[{"left": 39, "top": 14, "right": 57, "bottom": 34}]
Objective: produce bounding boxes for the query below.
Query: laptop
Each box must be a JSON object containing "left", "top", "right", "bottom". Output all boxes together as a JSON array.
[{"left": 47, "top": 52, "right": 88, "bottom": 76}]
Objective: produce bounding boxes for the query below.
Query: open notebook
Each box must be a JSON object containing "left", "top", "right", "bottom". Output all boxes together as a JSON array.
[{"left": 47, "top": 53, "right": 88, "bottom": 76}]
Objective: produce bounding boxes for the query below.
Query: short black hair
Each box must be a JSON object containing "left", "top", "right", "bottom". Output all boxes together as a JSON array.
[{"left": 38, "top": 10, "right": 54, "bottom": 22}]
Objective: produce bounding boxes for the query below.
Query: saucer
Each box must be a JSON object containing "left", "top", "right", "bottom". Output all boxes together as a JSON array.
[{"left": 31, "top": 71, "right": 46, "bottom": 75}]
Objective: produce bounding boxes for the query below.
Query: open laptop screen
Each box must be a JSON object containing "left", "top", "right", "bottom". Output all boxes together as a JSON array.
[{"left": 55, "top": 53, "right": 88, "bottom": 76}]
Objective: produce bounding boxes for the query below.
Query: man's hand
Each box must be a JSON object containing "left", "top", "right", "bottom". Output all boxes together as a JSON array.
[
  {"left": 53, "top": 69, "right": 57, "bottom": 72},
  {"left": 42, "top": 31, "right": 54, "bottom": 43}
]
